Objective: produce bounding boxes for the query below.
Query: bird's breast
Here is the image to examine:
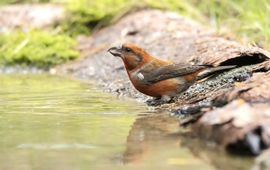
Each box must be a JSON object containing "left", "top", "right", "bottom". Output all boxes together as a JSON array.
[{"left": 130, "top": 77, "right": 186, "bottom": 98}]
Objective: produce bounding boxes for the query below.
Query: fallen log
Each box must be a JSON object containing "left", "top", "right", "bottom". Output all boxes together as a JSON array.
[{"left": 57, "top": 9, "right": 270, "bottom": 155}]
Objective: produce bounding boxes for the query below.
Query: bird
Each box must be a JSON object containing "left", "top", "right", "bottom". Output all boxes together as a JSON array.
[{"left": 108, "top": 43, "right": 235, "bottom": 104}]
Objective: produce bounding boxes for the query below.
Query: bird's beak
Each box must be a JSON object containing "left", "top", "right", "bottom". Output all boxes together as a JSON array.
[{"left": 108, "top": 46, "right": 122, "bottom": 57}]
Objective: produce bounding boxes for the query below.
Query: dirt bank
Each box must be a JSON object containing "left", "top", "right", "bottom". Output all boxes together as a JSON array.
[{"left": 57, "top": 9, "right": 270, "bottom": 156}]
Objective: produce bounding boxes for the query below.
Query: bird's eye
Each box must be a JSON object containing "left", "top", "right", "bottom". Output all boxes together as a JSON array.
[{"left": 124, "top": 47, "right": 132, "bottom": 52}]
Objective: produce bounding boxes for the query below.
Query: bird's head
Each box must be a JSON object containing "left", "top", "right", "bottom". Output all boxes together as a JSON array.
[{"left": 108, "top": 43, "right": 152, "bottom": 71}]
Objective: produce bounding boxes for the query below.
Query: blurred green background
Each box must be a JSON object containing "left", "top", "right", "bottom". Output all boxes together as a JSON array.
[{"left": 0, "top": 0, "right": 269, "bottom": 68}]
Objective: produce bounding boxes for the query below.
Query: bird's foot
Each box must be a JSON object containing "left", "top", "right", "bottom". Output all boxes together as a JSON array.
[
  {"left": 146, "top": 98, "right": 164, "bottom": 106},
  {"left": 146, "top": 96, "right": 173, "bottom": 106}
]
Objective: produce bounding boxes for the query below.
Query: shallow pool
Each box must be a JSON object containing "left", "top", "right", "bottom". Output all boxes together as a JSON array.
[{"left": 0, "top": 74, "right": 249, "bottom": 170}]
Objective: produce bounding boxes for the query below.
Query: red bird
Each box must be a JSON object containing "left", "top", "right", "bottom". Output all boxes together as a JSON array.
[{"left": 108, "top": 43, "right": 234, "bottom": 103}]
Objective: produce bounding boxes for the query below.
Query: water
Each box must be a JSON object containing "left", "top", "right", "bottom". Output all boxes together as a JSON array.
[{"left": 0, "top": 74, "right": 251, "bottom": 170}]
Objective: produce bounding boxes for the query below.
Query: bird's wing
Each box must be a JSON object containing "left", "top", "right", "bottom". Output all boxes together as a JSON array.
[{"left": 142, "top": 63, "right": 209, "bottom": 84}]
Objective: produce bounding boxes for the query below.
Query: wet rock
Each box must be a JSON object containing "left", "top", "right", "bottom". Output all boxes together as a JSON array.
[
  {"left": 193, "top": 100, "right": 270, "bottom": 155},
  {"left": 0, "top": 4, "right": 65, "bottom": 32}
]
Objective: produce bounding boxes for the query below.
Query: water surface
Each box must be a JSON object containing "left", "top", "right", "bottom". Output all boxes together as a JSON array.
[{"left": 0, "top": 74, "right": 222, "bottom": 170}]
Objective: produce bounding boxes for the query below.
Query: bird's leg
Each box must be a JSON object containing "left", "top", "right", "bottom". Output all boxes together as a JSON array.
[
  {"left": 146, "top": 97, "right": 160, "bottom": 106},
  {"left": 146, "top": 95, "right": 173, "bottom": 106}
]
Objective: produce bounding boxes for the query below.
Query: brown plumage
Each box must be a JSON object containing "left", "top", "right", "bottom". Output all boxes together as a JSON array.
[{"left": 108, "top": 43, "right": 235, "bottom": 99}]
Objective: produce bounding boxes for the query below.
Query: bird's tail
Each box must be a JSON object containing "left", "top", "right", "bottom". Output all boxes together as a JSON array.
[{"left": 196, "top": 65, "right": 236, "bottom": 81}]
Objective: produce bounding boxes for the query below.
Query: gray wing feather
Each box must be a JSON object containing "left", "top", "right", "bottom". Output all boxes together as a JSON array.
[{"left": 142, "top": 63, "right": 208, "bottom": 84}]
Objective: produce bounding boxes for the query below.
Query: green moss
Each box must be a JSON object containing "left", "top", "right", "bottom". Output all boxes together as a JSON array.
[
  {"left": 0, "top": 30, "right": 79, "bottom": 68},
  {"left": 60, "top": 0, "right": 132, "bottom": 36}
]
